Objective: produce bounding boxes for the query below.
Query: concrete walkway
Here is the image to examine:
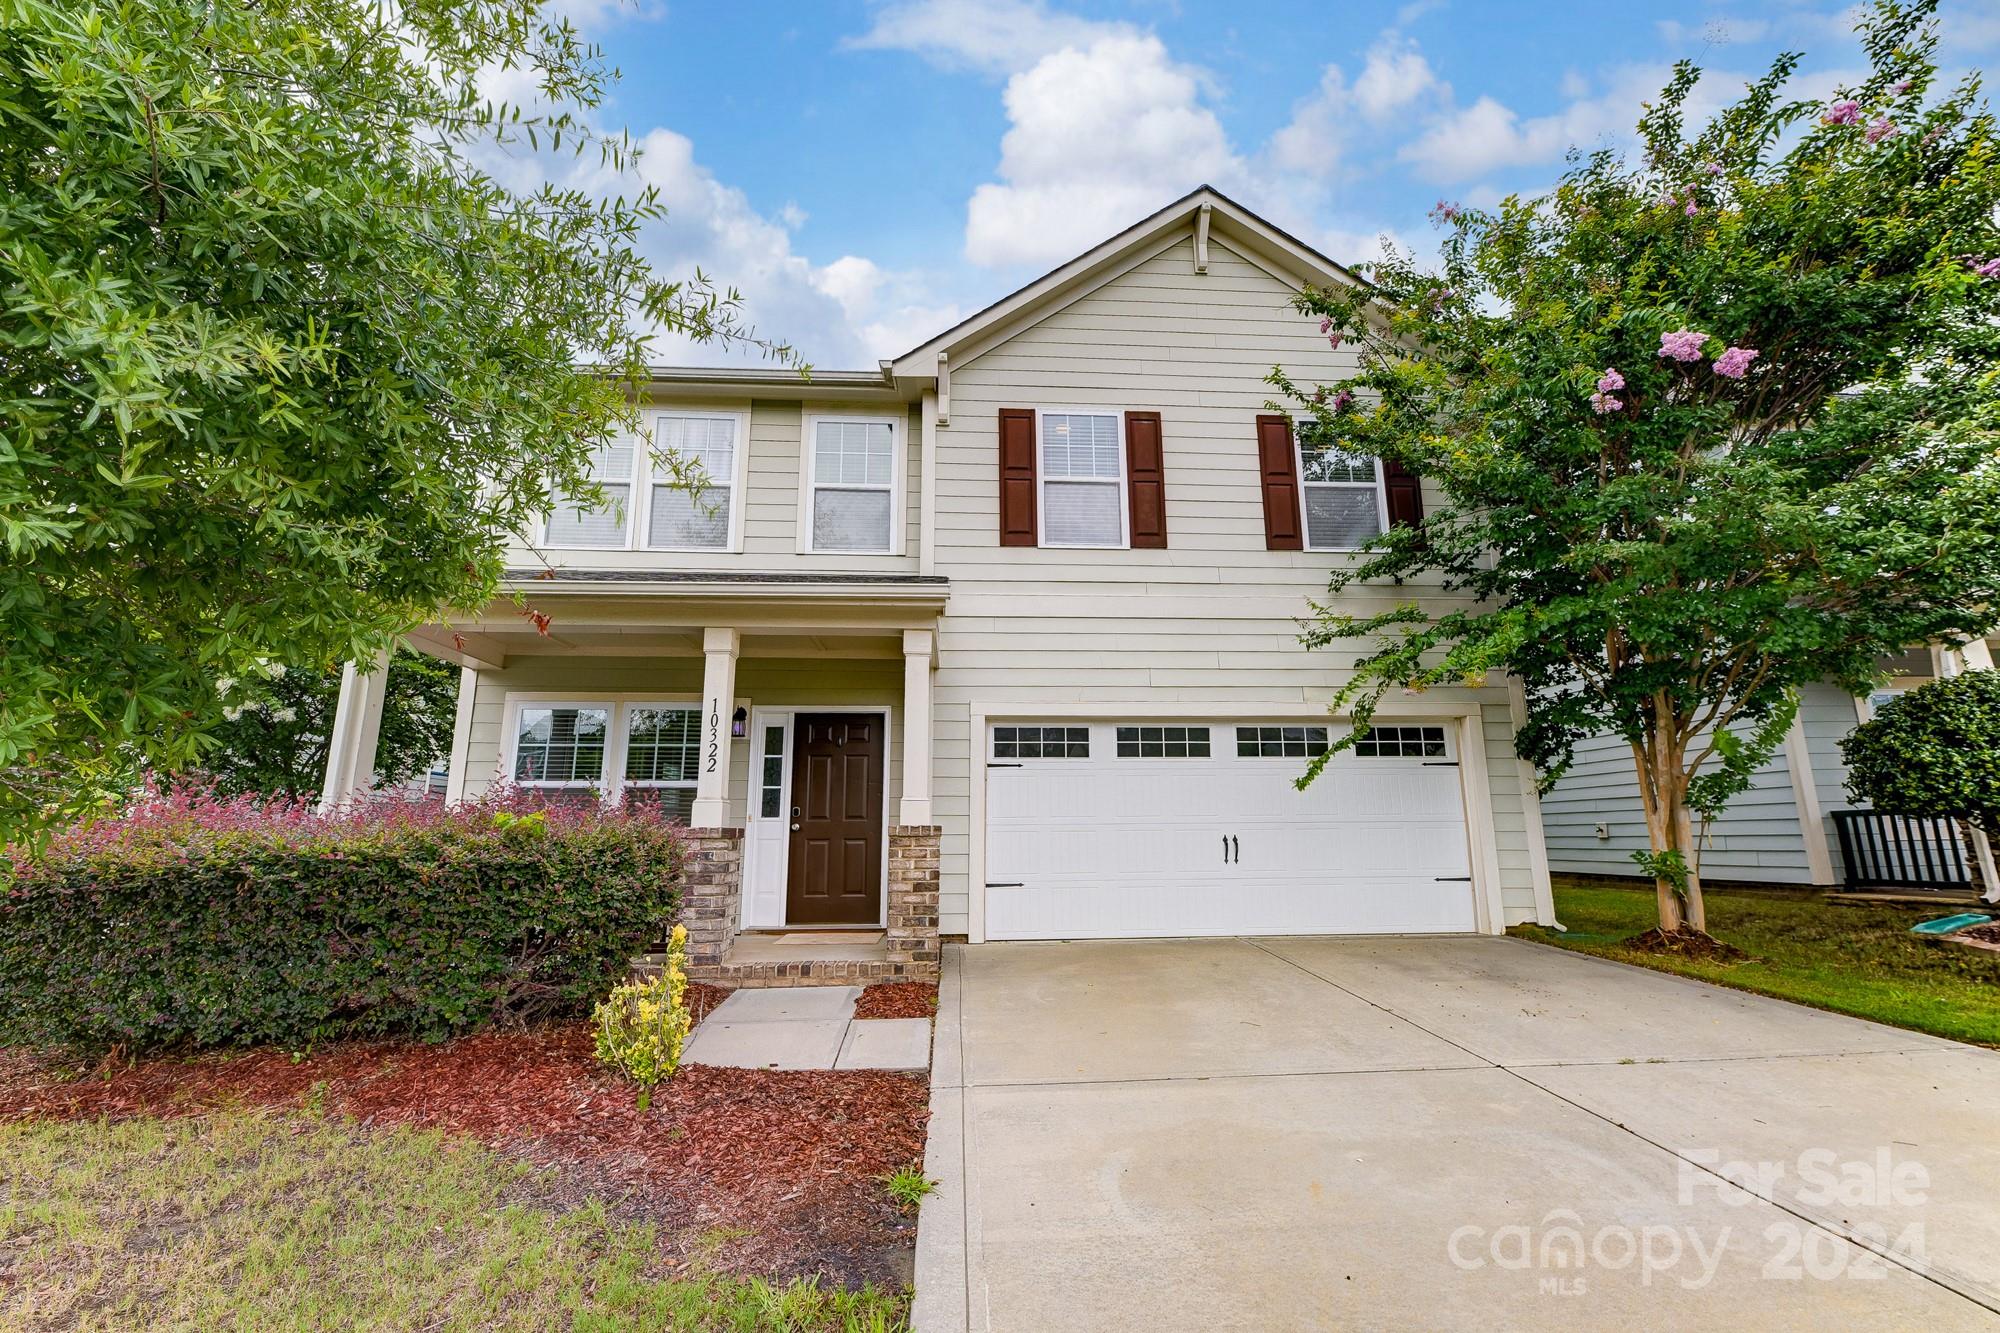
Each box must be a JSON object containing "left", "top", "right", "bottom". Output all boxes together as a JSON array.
[
  {"left": 683, "top": 986, "right": 930, "bottom": 1072},
  {"left": 914, "top": 935, "right": 2000, "bottom": 1331}
]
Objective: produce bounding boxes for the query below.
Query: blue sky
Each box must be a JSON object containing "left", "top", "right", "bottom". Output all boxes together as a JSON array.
[{"left": 526, "top": 0, "right": 2000, "bottom": 366}]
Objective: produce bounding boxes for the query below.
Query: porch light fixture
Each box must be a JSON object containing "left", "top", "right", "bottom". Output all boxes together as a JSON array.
[{"left": 731, "top": 707, "right": 748, "bottom": 738}]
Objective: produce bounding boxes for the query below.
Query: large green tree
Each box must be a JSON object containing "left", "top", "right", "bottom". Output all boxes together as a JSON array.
[
  {"left": 1275, "top": 0, "right": 2000, "bottom": 938},
  {"left": 199, "top": 650, "right": 461, "bottom": 800},
  {"left": 0, "top": 0, "right": 785, "bottom": 842}
]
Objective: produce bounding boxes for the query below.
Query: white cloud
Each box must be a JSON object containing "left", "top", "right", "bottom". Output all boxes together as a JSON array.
[
  {"left": 963, "top": 33, "right": 1249, "bottom": 267},
  {"left": 1353, "top": 37, "right": 1440, "bottom": 120},
  {"left": 843, "top": 0, "right": 1134, "bottom": 76},
  {"left": 1398, "top": 63, "right": 1738, "bottom": 183},
  {"left": 1268, "top": 65, "right": 1348, "bottom": 178}
]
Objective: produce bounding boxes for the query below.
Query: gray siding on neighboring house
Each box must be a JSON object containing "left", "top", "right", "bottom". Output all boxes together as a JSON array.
[
  {"left": 1542, "top": 685, "right": 1871, "bottom": 887},
  {"left": 925, "top": 237, "right": 1545, "bottom": 933},
  {"left": 1800, "top": 681, "right": 1864, "bottom": 883}
]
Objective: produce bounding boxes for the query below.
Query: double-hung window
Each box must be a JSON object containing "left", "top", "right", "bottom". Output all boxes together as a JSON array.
[
  {"left": 806, "top": 416, "right": 899, "bottom": 553},
  {"left": 544, "top": 440, "right": 636, "bottom": 548},
  {"left": 1296, "top": 420, "right": 1387, "bottom": 551},
  {"left": 511, "top": 706, "right": 610, "bottom": 795},
  {"left": 648, "top": 412, "right": 741, "bottom": 551},
  {"left": 622, "top": 705, "right": 701, "bottom": 820},
  {"left": 1039, "top": 411, "right": 1126, "bottom": 547}
]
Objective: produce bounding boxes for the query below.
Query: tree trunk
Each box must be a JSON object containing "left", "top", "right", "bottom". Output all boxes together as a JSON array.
[
  {"left": 1630, "top": 714, "right": 1707, "bottom": 935},
  {"left": 1630, "top": 739, "right": 1686, "bottom": 934}
]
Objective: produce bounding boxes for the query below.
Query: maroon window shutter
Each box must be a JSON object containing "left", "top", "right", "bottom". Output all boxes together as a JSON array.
[
  {"left": 1383, "top": 459, "right": 1424, "bottom": 529},
  {"left": 1255, "top": 414, "right": 1303, "bottom": 550},
  {"left": 1124, "top": 411, "right": 1167, "bottom": 549},
  {"left": 998, "top": 408, "right": 1038, "bottom": 546}
]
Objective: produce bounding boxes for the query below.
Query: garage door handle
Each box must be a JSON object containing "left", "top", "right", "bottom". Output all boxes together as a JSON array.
[
  {"left": 1231, "top": 834, "right": 1240, "bottom": 863},
  {"left": 985, "top": 882, "right": 1024, "bottom": 888},
  {"left": 1434, "top": 876, "right": 1473, "bottom": 882}
]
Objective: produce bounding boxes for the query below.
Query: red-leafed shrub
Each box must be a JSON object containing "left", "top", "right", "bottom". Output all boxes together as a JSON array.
[{"left": 0, "top": 784, "right": 684, "bottom": 1054}]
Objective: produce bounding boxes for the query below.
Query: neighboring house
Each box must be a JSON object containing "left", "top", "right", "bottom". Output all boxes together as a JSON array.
[
  {"left": 318, "top": 187, "right": 1557, "bottom": 984},
  {"left": 1543, "top": 641, "right": 2000, "bottom": 898}
]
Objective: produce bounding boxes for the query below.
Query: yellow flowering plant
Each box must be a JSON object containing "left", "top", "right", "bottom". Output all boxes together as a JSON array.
[{"left": 592, "top": 923, "right": 692, "bottom": 1111}]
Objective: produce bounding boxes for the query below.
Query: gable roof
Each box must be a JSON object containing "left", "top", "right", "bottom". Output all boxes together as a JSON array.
[
  {"left": 885, "top": 185, "right": 1368, "bottom": 383},
  {"left": 639, "top": 186, "right": 1369, "bottom": 393}
]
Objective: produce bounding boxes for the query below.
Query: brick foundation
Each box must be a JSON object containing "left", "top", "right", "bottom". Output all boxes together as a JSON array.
[
  {"left": 677, "top": 828, "right": 744, "bottom": 970},
  {"left": 659, "top": 824, "right": 942, "bottom": 988},
  {"left": 886, "top": 825, "right": 942, "bottom": 979}
]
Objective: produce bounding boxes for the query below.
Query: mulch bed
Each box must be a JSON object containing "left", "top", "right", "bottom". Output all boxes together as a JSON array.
[
  {"left": 1955, "top": 922, "right": 2000, "bottom": 948},
  {"left": 684, "top": 981, "right": 732, "bottom": 1025},
  {"left": 853, "top": 983, "right": 937, "bottom": 1021},
  {"left": 1617, "top": 927, "right": 1750, "bottom": 962},
  {"left": 0, "top": 1014, "right": 927, "bottom": 1288}
]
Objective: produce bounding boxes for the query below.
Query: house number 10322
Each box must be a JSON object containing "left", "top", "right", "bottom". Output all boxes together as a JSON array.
[{"left": 705, "top": 698, "right": 721, "bottom": 773}]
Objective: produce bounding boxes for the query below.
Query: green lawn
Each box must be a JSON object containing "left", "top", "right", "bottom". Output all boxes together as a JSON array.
[
  {"left": 0, "top": 1110, "right": 906, "bottom": 1332},
  {"left": 1510, "top": 880, "right": 2000, "bottom": 1047}
]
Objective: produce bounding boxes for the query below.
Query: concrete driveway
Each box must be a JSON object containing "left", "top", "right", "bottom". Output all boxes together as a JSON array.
[{"left": 912, "top": 935, "right": 2000, "bottom": 1331}]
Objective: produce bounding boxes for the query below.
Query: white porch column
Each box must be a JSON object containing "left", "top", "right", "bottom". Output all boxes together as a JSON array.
[
  {"left": 691, "top": 627, "right": 740, "bottom": 829},
  {"left": 318, "top": 648, "right": 391, "bottom": 813},
  {"left": 899, "top": 629, "right": 935, "bottom": 826},
  {"left": 1959, "top": 637, "right": 1996, "bottom": 673}
]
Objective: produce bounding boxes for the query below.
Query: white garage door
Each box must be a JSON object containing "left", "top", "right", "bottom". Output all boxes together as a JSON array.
[{"left": 984, "top": 720, "right": 1477, "bottom": 940}]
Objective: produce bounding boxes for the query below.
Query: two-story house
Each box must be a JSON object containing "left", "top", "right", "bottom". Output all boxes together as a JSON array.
[{"left": 317, "top": 187, "right": 1557, "bottom": 984}]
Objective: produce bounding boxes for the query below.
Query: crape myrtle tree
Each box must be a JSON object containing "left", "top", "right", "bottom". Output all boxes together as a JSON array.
[
  {"left": 1272, "top": 0, "right": 2000, "bottom": 939},
  {"left": 0, "top": 0, "right": 790, "bottom": 843}
]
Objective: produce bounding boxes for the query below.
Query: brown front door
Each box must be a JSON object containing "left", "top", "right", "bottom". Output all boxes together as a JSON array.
[{"left": 786, "top": 713, "right": 885, "bottom": 925}]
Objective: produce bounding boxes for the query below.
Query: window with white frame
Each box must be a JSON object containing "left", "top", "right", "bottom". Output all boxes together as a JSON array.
[
  {"left": 622, "top": 705, "right": 701, "bottom": 820},
  {"left": 1296, "top": 420, "right": 1385, "bottom": 551},
  {"left": 647, "top": 413, "right": 739, "bottom": 550},
  {"left": 512, "top": 706, "right": 610, "bottom": 788},
  {"left": 809, "top": 417, "right": 897, "bottom": 552},
  {"left": 544, "top": 440, "right": 636, "bottom": 548},
  {"left": 1040, "top": 411, "right": 1125, "bottom": 547},
  {"left": 1115, "top": 725, "right": 1210, "bottom": 758},
  {"left": 1235, "top": 725, "right": 1330, "bottom": 758}
]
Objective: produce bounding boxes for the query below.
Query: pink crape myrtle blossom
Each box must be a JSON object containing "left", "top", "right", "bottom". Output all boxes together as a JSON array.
[
  {"left": 1822, "top": 98, "right": 1863, "bottom": 126},
  {"left": 1712, "top": 346, "right": 1760, "bottom": 379},
  {"left": 1866, "top": 118, "right": 1899, "bottom": 143},
  {"left": 1890, "top": 78, "right": 1913, "bottom": 95},
  {"left": 1658, "top": 329, "right": 1709, "bottom": 362},
  {"left": 1702, "top": 161, "right": 1725, "bottom": 176},
  {"left": 1590, "top": 392, "right": 1623, "bottom": 415},
  {"left": 1596, "top": 368, "right": 1625, "bottom": 393},
  {"left": 1331, "top": 389, "right": 1355, "bottom": 412},
  {"left": 1685, "top": 199, "right": 1700, "bottom": 216},
  {"left": 1972, "top": 257, "right": 2000, "bottom": 280},
  {"left": 1431, "top": 199, "right": 1462, "bottom": 223}
]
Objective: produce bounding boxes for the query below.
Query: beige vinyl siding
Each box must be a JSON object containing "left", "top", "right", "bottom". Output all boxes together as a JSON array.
[
  {"left": 927, "top": 236, "right": 1542, "bottom": 932},
  {"left": 461, "top": 655, "right": 904, "bottom": 826},
  {"left": 508, "top": 401, "right": 922, "bottom": 574}
]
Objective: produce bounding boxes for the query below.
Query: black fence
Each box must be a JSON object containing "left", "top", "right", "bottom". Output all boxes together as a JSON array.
[{"left": 1829, "top": 810, "right": 1974, "bottom": 893}]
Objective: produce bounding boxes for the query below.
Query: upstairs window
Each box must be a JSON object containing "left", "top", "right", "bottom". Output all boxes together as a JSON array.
[
  {"left": 808, "top": 416, "right": 898, "bottom": 552},
  {"left": 648, "top": 413, "right": 740, "bottom": 551},
  {"left": 1040, "top": 411, "right": 1126, "bottom": 547},
  {"left": 544, "top": 440, "right": 635, "bottom": 548},
  {"left": 1296, "top": 422, "right": 1386, "bottom": 551}
]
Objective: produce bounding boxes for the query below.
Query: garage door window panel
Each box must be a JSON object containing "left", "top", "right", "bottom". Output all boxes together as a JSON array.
[
  {"left": 1236, "top": 725, "right": 1330, "bottom": 758},
  {"left": 1353, "top": 724, "right": 1448, "bottom": 757},
  {"left": 1115, "top": 725, "right": 1210, "bottom": 758},
  {"left": 993, "top": 725, "right": 1089, "bottom": 759}
]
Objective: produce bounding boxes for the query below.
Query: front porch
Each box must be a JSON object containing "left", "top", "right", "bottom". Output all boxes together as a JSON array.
[{"left": 322, "top": 573, "right": 948, "bottom": 986}]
